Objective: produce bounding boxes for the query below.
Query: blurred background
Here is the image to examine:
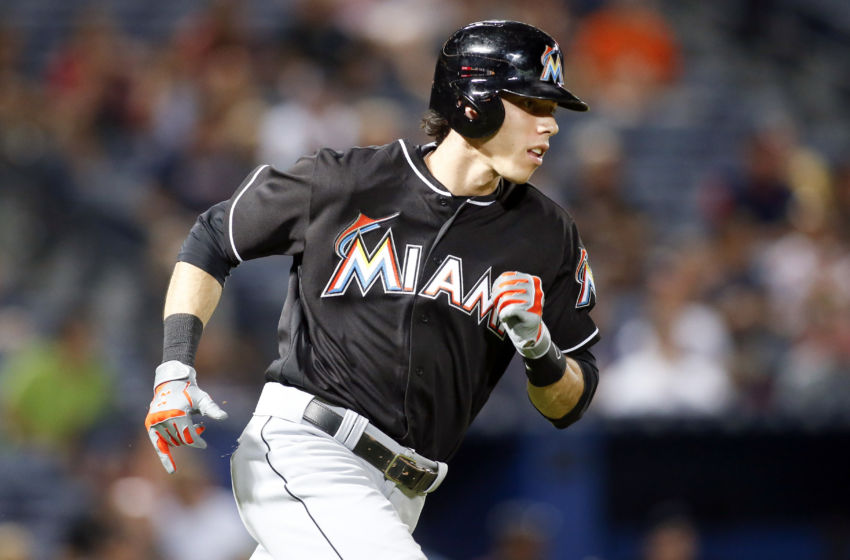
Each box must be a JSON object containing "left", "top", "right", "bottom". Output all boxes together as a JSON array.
[{"left": 1, "top": 0, "right": 849, "bottom": 558}]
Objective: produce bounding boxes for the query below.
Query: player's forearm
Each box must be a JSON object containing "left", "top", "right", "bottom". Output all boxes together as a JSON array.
[
  {"left": 163, "top": 261, "right": 223, "bottom": 325},
  {"left": 526, "top": 356, "right": 585, "bottom": 418}
]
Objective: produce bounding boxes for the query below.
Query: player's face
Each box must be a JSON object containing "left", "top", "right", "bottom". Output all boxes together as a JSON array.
[{"left": 479, "top": 93, "right": 559, "bottom": 184}]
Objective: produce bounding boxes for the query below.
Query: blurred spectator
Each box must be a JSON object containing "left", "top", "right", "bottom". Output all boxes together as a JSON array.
[
  {"left": 474, "top": 500, "right": 561, "bottom": 560},
  {"left": 281, "top": 0, "right": 360, "bottom": 76},
  {"left": 697, "top": 211, "right": 784, "bottom": 415},
  {"left": 43, "top": 7, "right": 149, "bottom": 159},
  {"left": 0, "top": 451, "right": 90, "bottom": 560},
  {"left": 595, "top": 243, "right": 735, "bottom": 418},
  {"left": 711, "top": 277, "right": 785, "bottom": 415},
  {"left": 773, "top": 285, "right": 850, "bottom": 422},
  {"left": 352, "top": 96, "right": 408, "bottom": 147},
  {"left": 832, "top": 159, "right": 850, "bottom": 244},
  {"left": 172, "top": 0, "right": 250, "bottom": 66},
  {"left": 699, "top": 116, "right": 798, "bottom": 233},
  {"left": 0, "top": 25, "right": 73, "bottom": 308},
  {"left": 568, "top": 0, "right": 681, "bottom": 122},
  {"left": 340, "top": 0, "right": 457, "bottom": 104},
  {"left": 753, "top": 151, "right": 845, "bottom": 339},
  {"left": 0, "top": 523, "right": 34, "bottom": 560},
  {"left": 256, "top": 55, "right": 361, "bottom": 167},
  {"left": 0, "top": 313, "right": 113, "bottom": 457},
  {"left": 146, "top": 454, "right": 254, "bottom": 560},
  {"left": 641, "top": 503, "right": 700, "bottom": 560},
  {"left": 161, "top": 43, "right": 266, "bottom": 211},
  {"left": 0, "top": 307, "right": 34, "bottom": 364},
  {"left": 562, "top": 121, "right": 651, "bottom": 364},
  {"left": 764, "top": 189, "right": 850, "bottom": 421},
  {"left": 145, "top": 44, "right": 201, "bottom": 157},
  {"left": 57, "top": 509, "right": 158, "bottom": 560}
]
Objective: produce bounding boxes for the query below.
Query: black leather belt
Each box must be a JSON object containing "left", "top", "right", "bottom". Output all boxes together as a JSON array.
[{"left": 302, "top": 399, "right": 439, "bottom": 494}]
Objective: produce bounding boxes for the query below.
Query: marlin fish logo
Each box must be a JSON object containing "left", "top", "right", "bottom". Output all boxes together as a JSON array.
[
  {"left": 575, "top": 247, "right": 596, "bottom": 308},
  {"left": 333, "top": 212, "right": 400, "bottom": 257},
  {"left": 540, "top": 45, "right": 563, "bottom": 85},
  {"left": 323, "top": 212, "right": 411, "bottom": 297}
]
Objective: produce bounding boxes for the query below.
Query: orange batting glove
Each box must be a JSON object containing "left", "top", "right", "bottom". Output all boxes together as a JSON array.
[
  {"left": 492, "top": 271, "right": 552, "bottom": 360},
  {"left": 145, "top": 360, "right": 228, "bottom": 474}
]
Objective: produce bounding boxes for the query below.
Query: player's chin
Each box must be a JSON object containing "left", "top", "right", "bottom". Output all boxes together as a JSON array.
[{"left": 503, "top": 166, "right": 538, "bottom": 185}]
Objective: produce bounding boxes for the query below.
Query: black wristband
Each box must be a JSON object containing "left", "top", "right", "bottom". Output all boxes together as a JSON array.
[
  {"left": 162, "top": 313, "right": 204, "bottom": 366},
  {"left": 523, "top": 341, "right": 566, "bottom": 387}
]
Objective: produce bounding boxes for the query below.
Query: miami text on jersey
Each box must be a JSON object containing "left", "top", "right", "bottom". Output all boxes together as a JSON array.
[{"left": 322, "top": 213, "right": 505, "bottom": 336}]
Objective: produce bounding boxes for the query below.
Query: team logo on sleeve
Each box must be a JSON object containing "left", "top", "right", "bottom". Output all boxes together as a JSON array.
[
  {"left": 540, "top": 45, "right": 564, "bottom": 85},
  {"left": 575, "top": 247, "right": 596, "bottom": 308}
]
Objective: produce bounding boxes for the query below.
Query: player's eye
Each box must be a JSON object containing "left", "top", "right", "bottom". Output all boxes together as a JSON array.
[
  {"left": 525, "top": 99, "right": 556, "bottom": 117},
  {"left": 503, "top": 93, "right": 557, "bottom": 116}
]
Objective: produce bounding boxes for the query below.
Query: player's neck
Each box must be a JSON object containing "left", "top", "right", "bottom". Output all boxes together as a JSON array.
[{"left": 425, "top": 134, "right": 501, "bottom": 198}]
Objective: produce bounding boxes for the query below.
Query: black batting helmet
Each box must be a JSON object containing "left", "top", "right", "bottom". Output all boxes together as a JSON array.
[{"left": 429, "top": 20, "right": 588, "bottom": 139}]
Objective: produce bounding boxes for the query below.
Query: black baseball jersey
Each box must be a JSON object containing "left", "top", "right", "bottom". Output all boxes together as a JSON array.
[{"left": 179, "top": 139, "right": 599, "bottom": 461}]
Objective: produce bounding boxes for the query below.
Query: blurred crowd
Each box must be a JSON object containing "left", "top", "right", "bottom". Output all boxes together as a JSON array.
[{"left": 1, "top": 0, "right": 849, "bottom": 558}]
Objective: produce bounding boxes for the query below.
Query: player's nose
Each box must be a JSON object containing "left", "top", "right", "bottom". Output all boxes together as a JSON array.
[{"left": 539, "top": 116, "right": 559, "bottom": 137}]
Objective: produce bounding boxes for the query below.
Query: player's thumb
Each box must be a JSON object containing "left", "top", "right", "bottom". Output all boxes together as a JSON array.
[{"left": 195, "top": 390, "right": 228, "bottom": 421}]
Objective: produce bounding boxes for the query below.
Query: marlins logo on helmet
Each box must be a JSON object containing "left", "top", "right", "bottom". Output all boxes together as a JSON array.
[{"left": 539, "top": 45, "right": 564, "bottom": 84}]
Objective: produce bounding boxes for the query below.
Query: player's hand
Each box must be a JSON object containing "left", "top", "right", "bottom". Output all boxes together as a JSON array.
[
  {"left": 492, "top": 271, "right": 552, "bottom": 360},
  {"left": 144, "top": 360, "right": 228, "bottom": 474}
]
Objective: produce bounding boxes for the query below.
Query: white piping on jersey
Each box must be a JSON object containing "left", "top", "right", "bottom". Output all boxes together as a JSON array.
[
  {"left": 560, "top": 327, "right": 600, "bottom": 354},
  {"left": 398, "top": 139, "right": 496, "bottom": 206},
  {"left": 229, "top": 164, "right": 270, "bottom": 263}
]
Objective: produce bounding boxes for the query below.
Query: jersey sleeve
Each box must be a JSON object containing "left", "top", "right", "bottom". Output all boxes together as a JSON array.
[
  {"left": 225, "top": 159, "right": 315, "bottom": 262},
  {"left": 177, "top": 158, "right": 316, "bottom": 283},
  {"left": 542, "top": 220, "right": 600, "bottom": 354}
]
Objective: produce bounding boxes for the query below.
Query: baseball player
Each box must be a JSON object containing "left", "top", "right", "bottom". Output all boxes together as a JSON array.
[{"left": 145, "top": 20, "right": 600, "bottom": 559}]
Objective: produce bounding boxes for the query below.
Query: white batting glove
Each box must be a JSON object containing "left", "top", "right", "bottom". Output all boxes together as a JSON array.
[
  {"left": 144, "top": 360, "right": 228, "bottom": 474},
  {"left": 492, "top": 271, "right": 552, "bottom": 360}
]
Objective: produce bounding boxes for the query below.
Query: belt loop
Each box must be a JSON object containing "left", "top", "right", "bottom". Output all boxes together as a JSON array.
[
  {"left": 424, "top": 461, "right": 449, "bottom": 494},
  {"left": 255, "top": 382, "right": 314, "bottom": 422},
  {"left": 334, "top": 409, "right": 368, "bottom": 451}
]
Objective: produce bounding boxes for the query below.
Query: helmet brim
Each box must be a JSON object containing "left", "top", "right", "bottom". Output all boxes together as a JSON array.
[{"left": 502, "top": 82, "right": 589, "bottom": 112}]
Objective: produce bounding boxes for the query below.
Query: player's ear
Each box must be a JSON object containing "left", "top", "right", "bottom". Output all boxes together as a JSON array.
[{"left": 463, "top": 106, "right": 479, "bottom": 120}]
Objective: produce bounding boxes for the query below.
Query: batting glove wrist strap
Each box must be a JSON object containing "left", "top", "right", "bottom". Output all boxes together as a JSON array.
[
  {"left": 517, "top": 321, "right": 552, "bottom": 360},
  {"left": 523, "top": 339, "right": 566, "bottom": 387},
  {"left": 154, "top": 360, "right": 196, "bottom": 388}
]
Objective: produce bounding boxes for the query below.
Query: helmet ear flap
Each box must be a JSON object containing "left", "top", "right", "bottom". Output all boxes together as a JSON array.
[{"left": 449, "top": 90, "right": 505, "bottom": 139}]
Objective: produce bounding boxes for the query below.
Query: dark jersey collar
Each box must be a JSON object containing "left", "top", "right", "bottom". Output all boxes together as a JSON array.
[{"left": 399, "top": 139, "right": 512, "bottom": 206}]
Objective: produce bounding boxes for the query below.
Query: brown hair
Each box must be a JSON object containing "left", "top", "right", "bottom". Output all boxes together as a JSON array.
[{"left": 420, "top": 109, "right": 451, "bottom": 144}]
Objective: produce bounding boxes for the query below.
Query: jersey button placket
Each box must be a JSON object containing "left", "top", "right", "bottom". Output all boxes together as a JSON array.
[{"left": 415, "top": 366, "right": 424, "bottom": 377}]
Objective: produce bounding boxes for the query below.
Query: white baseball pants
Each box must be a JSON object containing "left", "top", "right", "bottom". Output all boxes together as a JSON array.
[{"left": 230, "top": 383, "right": 429, "bottom": 559}]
